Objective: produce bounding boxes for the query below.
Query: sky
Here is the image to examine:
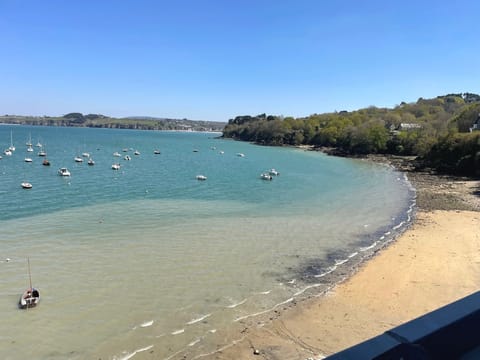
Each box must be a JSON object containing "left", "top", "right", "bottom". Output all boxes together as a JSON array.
[{"left": 0, "top": 0, "right": 479, "bottom": 122}]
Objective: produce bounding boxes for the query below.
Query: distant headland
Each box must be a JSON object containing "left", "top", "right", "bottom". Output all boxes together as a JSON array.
[{"left": 0, "top": 112, "right": 226, "bottom": 132}]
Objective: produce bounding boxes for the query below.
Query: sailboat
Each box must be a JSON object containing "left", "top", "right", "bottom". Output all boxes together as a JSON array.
[
  {"left": 26, "top": 133, "right": 32, "bottom": 147},
  {"left": 8, "top": 131, "right": 15, "bottom": 152},
  {"left": 18, "top": 258, "right": 40, "bottom": 309},
  {"left": 26, "top": 133, "right": 33, "bottom": 152}
]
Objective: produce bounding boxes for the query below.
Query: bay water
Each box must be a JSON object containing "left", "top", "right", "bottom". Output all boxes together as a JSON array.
[{"left": 0, "top": 125, "right": 414, "bottom": 359}]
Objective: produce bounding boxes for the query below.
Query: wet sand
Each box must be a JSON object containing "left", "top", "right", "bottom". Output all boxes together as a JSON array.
[{"left": 207, "top": 162, "right": 480, "bottom": 359}]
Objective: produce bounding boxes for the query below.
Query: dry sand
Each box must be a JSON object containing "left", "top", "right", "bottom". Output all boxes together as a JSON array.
[{"left": 207, "top": 166, "right": 480, "bottom": 360}]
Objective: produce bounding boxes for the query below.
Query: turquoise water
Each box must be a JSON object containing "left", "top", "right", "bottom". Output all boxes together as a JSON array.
[{"left": 0, "top": 126, "right": 414, "bottom": 359}]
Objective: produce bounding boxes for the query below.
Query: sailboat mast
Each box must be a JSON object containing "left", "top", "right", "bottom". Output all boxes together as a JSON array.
[{"left": 27, "top": 257, "right": 33, "bottom": 290}]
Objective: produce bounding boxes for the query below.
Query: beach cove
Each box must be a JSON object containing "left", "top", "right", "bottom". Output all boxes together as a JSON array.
[
  {"left": 0, "top": 127, "right": 418, "bottom": 360},
  {"left": 208, "top": 160, "right": 480, "bottom": 360}
]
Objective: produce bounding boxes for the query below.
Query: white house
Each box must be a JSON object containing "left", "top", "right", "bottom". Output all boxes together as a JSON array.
[{"left": 469, "top": 114, "right": 480, "bottom": 132}]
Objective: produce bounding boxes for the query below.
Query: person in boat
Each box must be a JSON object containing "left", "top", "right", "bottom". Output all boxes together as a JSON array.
[{"left": 24, "top": 290, "right": 32, "bottom": 299}]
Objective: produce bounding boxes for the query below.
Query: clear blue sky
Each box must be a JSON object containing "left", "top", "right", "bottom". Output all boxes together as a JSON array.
[{"left": 1, "top": 0, "right": 479, "bottom": 122}]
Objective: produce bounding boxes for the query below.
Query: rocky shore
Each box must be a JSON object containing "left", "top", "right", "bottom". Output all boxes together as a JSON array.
[{"left": 364, "top": 154, "right": 480, "bottom": 212}]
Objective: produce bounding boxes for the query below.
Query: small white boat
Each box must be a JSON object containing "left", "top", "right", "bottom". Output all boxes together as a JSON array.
[
  {"left": 269, "top": 168, "right": 280, "bottom": 176},
  {"left": 219, "top": 151, "right": 224, "bottom": 154},
  {"left": 27, "top": 146, "right": 34, "bottom": 152},
  {"left": 260, "top": 173, "right": 273, "bottom": 180},
  {"left": 24, "top": 157, "right": 33, "bottom": 163},
  {"left": 112, "top": 163, "right": 121, "bottom": 170},
  {"left": 58, "top": 167, "right": 71, "bottom": 176},
  {"left": 236, "top": 153, "right": 245, "bottom": 157},
  {"left": 124, "top": 155, "right": 131, "bottom": 161},
  {"left": 35, "top": 141, "right": 42, "bottom": 147},
  {"left": 134, "top": 150, "right": 140, "bottom": 155},
  {"left": 82, "top": 152, "right": 90, "bottom": 158},
  {"left": 74, "top": 156, "right": 83, "bottom": 162},
  {"left": 87, "top": 158, "right": 95, "bottom": 166},
  {"left": 196, "top": 175, "right": 207, "bottom": 181},
  {"left": 4, "top": 149, "right": 12, "bottom": 156},
  {"left": 113, "top": 152, "right": 121, "bottom": 157},
  {"left": 122, "top": 148, "right": 129, "bottom": 152},
  {"left": 154, "top": 149, "right": 161, "bottom": 154},
  {"left": 21, "top": 182, "right": 33, "bottom": 189},
  {"left": 38, "top": 149, "right": 46, "bottom": 157}
]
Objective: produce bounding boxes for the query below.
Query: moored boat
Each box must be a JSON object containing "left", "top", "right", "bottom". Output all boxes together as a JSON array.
[
  {"left": 21, "top": 182, "right": 33, "bottom": 189},
  {"left": 18, "top": 258, "right": 40, "bottom": 309},
  {"left": 112, "top": 163, "right": 121, "bottom": 170},
  {"left": 19, "top": 288, "right": 40, "bottom": 309},
  {"left": 260, "top": 173, "right": 273, "bottom": 180},
  {"left": 58, "top": 167, "right": 71, "bottom": 176},
  {"left": 196, "top": 175, "right": 207, "bottom": 181}
]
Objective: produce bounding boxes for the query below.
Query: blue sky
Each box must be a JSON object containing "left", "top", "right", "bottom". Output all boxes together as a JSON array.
[{"left": 1, "top": 0, "right": 479, "bottom": 122}]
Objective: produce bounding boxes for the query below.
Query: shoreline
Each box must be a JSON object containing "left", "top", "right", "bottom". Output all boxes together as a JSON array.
[{"left": 205, "top": 156, "right": 480, "bottom": 359}]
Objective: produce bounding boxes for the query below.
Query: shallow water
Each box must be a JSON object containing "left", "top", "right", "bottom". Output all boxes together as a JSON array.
[{"left": 0, "top": 125, "right": 414, "bottom": 359}]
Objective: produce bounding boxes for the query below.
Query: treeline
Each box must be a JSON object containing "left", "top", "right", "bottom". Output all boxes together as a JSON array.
[
  {"left": 223, "top": 94, "right": 480, "bottom": 176},
  {"left": 0, "top": 113, "right": 225, "bottom": 132}
]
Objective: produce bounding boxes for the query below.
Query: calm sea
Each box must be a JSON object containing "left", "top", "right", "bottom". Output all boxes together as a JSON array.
[{"left": 0, "top": 125, "right": 415, "bottom": 359}]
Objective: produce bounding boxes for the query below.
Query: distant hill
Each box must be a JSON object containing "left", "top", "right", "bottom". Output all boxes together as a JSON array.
[{"left": 0, "top": 113, "right": 225, "bottom": 132}]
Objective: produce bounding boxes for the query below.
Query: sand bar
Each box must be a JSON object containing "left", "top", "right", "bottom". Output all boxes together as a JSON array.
[{"left": 207, "top": 167, "right": 480, "bottom": 359}]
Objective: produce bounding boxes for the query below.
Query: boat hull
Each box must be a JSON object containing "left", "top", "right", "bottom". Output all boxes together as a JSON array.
[{"left": 18, "top": 288, "right": 40, "bottom": 309}]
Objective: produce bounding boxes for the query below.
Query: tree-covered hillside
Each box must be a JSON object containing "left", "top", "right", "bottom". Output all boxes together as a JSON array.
[{"left": 223, "top": 93, "right": 480, "bottom": 176}]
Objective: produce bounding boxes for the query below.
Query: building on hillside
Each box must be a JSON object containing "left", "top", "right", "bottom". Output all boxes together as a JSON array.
[
  {"left": 390, "top": 123, "right": 422, "bottom": 136},
  {"left": 469, "top": 113, "right": 480, "bottom": 132},
  {"left": 399, "top": 123, "right": 422, "bottom": 131}
]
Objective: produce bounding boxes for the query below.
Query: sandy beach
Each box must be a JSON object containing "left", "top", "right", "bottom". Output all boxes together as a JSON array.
[{"left": 207, "top": 163, "right": 480, "bottom": 359}]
